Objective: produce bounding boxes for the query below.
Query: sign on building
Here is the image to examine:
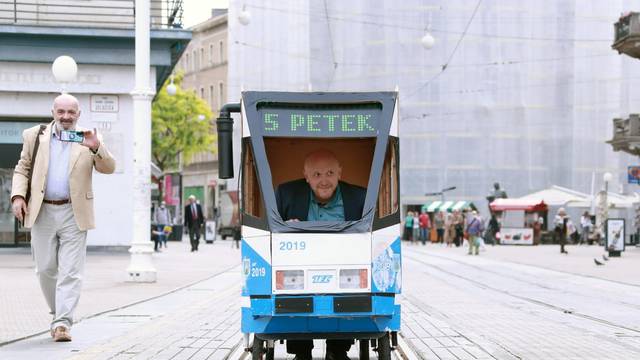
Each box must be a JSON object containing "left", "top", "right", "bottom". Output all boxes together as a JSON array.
[{"left": 628, "top": 166, "right": 640, "bottom": 184}]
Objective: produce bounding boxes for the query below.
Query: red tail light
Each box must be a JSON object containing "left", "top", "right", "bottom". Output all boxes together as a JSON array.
[{"left": 359, "top": 269, "right": 368, "bottom": 288}]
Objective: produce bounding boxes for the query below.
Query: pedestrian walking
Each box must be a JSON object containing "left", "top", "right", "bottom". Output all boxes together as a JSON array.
[
  {"left": 412, "top": 212, "right": 420, "bottom": 243},
  {"left": 466, "top": 211, "right": 484, "bottom": 255},
  {"left": 418, "top": 210, "right": 431, "bottom": 245},
  {"left": 532, "top": 213, "right": 543, "bottom": 245},
  {"left": 153, "top": 201, "right": 172, "bottom": 248},
  {"left": 435, "top": 211, "right": 445, "bottom": 243},
  {"left": 580, "top": 211, "right": 592, "bottom": 245},
  {"left": 444, "top": 210, "right": 455, "bottom": 247},
  {"left": 453, "top": 209, "right": 464, "bottom": 247},
  {"left": 10, "top": 94, "right": 115, "bottom": 342},
  {"left": 486, "top": 214, "right": 500, "bottom": 245},
  {"left": 403, "top": 211, "right": 413, "bottom": 242},
  {"left": 555, "top": 208, "right": 572, "bottom": 254},
  {"left": 184, "top": 195, "right": 204, "bottom": 252}
]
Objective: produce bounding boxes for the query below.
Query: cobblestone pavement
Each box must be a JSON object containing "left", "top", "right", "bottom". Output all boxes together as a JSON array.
[
  {"left": 400, "top": 243, "right": 640, "bottom": 359},
  {"left": 1, "top": 243, "right": 639, "bottom": 359},
  {"left": 0, "top": 238, "right": 241, "bottom": 345}
]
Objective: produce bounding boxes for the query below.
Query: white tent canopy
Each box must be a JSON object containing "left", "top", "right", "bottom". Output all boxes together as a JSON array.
[
  {"left": 569, "top": 192, "right": 640, "bottom": 209},
  {"left": 518, "top": 185, "right": 589, "bottom": 207},
  {"left": 517, "top": 185, "right": 639, "bottom": 209}
]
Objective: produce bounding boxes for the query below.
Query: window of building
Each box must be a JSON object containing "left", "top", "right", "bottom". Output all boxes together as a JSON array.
[
  {"left": 209, "top": 44, "right": 214, "bottom": 65},
  {"left": 209, "top": 85, "right": 214, "bottom": 109},
  {"left": 192, "top": 50, "right": 197, "bottom": 70},
  {"left": 218, "top": 81, "right": 224, "bottom": 107},
  {"left": 219, "top": 40, "right": 224, "bottom": 63},
  {"left": 185, "top": 53, "right": 190, "bottom": 72},
  {"left": 200, "top": 87, "right": 205, "bottom": 99},
  {"left": 200, "top": 48, "right": 204, "bottom": 69}
]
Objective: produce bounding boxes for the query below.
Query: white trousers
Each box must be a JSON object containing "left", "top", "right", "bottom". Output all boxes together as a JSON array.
[{"left": 31, "top": 203, "right": 87, "bottom": 330}]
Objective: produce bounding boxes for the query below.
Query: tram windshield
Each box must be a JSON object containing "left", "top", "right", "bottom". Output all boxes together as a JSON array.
[{"left": 238, "top": 91, "right": 399, "bottom": 233}]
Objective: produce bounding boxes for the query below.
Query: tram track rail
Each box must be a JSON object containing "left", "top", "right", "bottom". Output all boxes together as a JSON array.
[
  {"left": 403, "top": 250, "right": 640, "bottom": 335},
  {"left": 227, "top": 335, "right": 418, "bottom": 360}
]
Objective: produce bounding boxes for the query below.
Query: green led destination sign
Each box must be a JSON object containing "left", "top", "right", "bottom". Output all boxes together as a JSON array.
[{"left": 258, "top": 104, "right": 380, "bottom": 137}]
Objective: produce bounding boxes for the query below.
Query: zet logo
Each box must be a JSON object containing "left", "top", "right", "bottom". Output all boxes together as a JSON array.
[{"left": 311, "top": 275, "right": 333, "bottom": 284}]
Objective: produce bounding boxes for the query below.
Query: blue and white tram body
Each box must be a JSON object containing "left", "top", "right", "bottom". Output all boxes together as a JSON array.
[{"left": 217, "top": 91, "right": 401, "bottom": 356}]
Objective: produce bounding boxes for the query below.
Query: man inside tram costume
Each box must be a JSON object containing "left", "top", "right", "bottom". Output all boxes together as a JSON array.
[{"left": 275, "top": 149, "right": 366, "bottom": 360}]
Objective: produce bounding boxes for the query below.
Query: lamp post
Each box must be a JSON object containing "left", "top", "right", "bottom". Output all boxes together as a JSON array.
[
  {"left": 602, "top": 172, "right": 615, "bottom": 255},
  {"left": 51, "top": 55, "right": 78, "bottom": 93},
  {"left": 425, "top": 186, "right": 457, "bottom": 202},
  {"left": 126, "top": 0, "right": 156, "bottom": 283}
]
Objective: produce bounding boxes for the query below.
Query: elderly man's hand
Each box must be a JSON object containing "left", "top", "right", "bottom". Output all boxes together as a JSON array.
[
  {"left": 11, "top": 197, "right": 27, "bottom": 222},
  {"left": 81, "top": 128, "right": 100, "bottom": 151}
]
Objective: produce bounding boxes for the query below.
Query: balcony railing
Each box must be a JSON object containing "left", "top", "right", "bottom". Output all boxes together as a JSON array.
[{"left": 0, "top": 0, "right": 183, "bottom": 29}]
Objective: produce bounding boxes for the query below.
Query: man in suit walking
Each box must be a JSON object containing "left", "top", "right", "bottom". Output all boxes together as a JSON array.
[
  {"left": 11, "top": 93, "right": 115, "bottom": 342},
  {"left": 275, "top": 149, "right": 365, "bottom": 360},
  {"left": 184, "top": 195, "right": 204, "bottom": 252}
]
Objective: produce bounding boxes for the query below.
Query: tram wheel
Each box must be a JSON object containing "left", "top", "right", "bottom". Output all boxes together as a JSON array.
[
  {"left": 265, "top": 346, "right": 274, "bottom": 360},
  {"left": 251, "top": 337, "right": 264, "bottom": 360},
  {"left": 359, "top": 339, "right": 370, "bottom": 360},
  {"left": 376, "top": 333, "right": 391, "bottom": 360}
]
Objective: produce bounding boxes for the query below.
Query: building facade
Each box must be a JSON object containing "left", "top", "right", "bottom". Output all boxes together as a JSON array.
[
  {"left": 175, "top": 9, "right": 228, "bottom": 223},
  {"left": 0, "top": 1, "right": 189, "bottom": 247},
  {"left": 226, "top": 0, "right": 639, "bottom": 218}
]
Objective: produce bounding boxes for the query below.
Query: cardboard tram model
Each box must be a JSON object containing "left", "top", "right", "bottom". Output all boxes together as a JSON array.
[{"left": 216, "top": 92, "right": 402, "bottom": 360}]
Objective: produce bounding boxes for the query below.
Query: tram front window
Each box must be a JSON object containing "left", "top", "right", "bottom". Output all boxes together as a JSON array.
[{"left": 265, "top": 137, "right": 374, "bottom": 223}]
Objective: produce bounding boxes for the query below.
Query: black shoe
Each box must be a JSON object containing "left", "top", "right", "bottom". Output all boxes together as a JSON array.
[
  {"left": 325, "top": 351, "right": 350, "bottom": 360},
  {"left": 293, "top": 354, "right": 312, "bottom": 360}
]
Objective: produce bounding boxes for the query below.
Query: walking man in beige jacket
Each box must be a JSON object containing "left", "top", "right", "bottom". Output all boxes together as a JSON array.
[{"left": 11, "top": 93, "right": 115, "bottom": 342}]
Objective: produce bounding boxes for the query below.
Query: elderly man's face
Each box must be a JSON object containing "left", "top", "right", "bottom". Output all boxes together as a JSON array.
[
  {"left": 52, "top": 95, "right": 80, "bottom": 131},
  {"left": 304, "top": 156, "right": 342, "bottom": 203}
]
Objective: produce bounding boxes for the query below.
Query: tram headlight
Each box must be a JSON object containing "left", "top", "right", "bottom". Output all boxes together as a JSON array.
[
  {"left": 339, "top": 269, "right": 368, "bottom": 289},
  {"left": 275, "top": 270, "right": 304, "bottom": 290}
]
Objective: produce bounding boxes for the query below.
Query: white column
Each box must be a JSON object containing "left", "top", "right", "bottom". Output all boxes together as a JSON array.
[{"left": 127, "top": 0, "right": 156, "bottom": 282}]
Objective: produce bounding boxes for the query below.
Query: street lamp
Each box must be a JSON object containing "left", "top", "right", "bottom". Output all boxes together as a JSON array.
[
  {"left": 51, "top": 55, "right": 78, "bottom": 93},
  {"left": 425, "top": 186, "right": 456, "bottom": 202},
  {"left": 421, "top": 12, "right": 435, "bottom": 50},
  {"left": 597, "top": 172, "right": 613, "bottom": 247},
  {"left": 421, "top": 31, "right": 435, "bottom": 49},
  {"left": 238, "top": 4, "right": 251, "bottom": 25},
  {"left": 166, "top": 75, "right": 177, "bottom": 96}
]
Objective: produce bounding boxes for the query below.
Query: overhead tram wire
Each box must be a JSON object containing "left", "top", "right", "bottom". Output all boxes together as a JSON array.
[
  {"left": 234, "top": 40, "right": 614, "bottom": 69},
  {"left": 250, "top": 0, "right": 616, "bottom": 25},
  {"left": 404, "top": 0, "right": 484, "bottom": 101},
  {"left": 241, "top": 2, "right": 612, "bottom": 43}
]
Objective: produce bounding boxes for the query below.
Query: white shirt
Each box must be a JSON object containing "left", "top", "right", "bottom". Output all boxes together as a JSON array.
[{"left": 44, "top": 130, "right": 71, "bottom": 200}]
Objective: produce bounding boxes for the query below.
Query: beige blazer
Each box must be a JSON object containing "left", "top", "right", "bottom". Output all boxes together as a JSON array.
[{"left": 11, "top": 121, "right": 116, "bottom": 230}]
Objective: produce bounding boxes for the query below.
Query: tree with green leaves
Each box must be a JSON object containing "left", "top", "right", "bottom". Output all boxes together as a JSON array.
[{"left": 152, "top": 72, "right": 215, "bottom": 201}]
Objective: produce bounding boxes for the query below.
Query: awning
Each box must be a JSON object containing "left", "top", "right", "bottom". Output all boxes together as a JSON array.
[
  {"left": 422, "top": 200, "right": 474, "bottom": 212},
  {"left": 490, "top": 198, "right": 547, "bottom": 212},
  {"left": 151, "top": 162, "right": 163, "bottom": 179}
]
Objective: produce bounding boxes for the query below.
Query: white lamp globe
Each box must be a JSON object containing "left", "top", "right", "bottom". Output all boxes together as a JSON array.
[
  {"left": 51, "top": 55, "right": 78, "bottom": 83},
  {"left": 238, "top": 8, "right": 251, "bottom": 25},
  {"left": 421, "top": 33, "right": 435, "bottom": 49},
  {"left": 603, "top": 172, "right": 613, "bottom": 183},
  {"left": 198, "top": 114, "right": 206, "bottom": 121},
  {"left": 166, "top": 83, "right": 177, "bottom": 96}
]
